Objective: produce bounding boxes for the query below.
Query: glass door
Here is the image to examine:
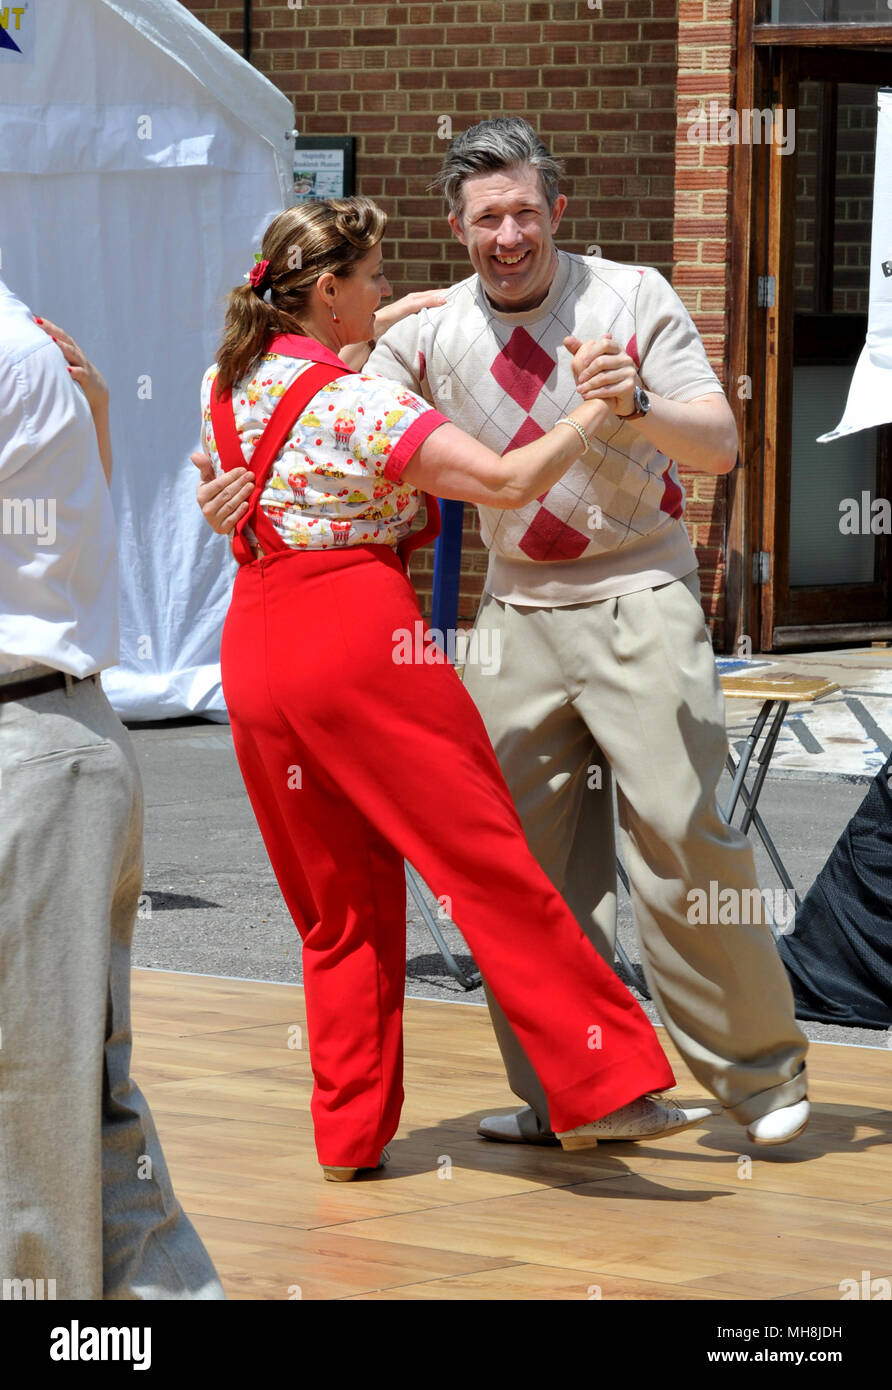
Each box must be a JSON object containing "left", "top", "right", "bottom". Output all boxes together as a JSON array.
[{"left": 760, "top": 50, "right": 892, "bottom": 647}]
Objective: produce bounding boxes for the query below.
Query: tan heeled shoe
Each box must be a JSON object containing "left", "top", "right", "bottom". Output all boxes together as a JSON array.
[
  {"left": 556, "top": 1095, "right": 712, "bottom": 1150},
  {"left": 321, "top": 1147, "right": 390, "bottom": 1182}
]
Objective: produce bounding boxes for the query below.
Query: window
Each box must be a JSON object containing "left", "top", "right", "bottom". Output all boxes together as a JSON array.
[{"left": 764, "top": 1, "right": 892, "bottom": 20}]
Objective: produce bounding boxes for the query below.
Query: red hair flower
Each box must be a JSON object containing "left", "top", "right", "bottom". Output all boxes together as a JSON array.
[{"left": 249, "top": 258, "right": 270, "bottom": 290}]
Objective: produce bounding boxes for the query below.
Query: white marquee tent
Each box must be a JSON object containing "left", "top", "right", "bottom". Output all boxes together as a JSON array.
[{"left": 0, "top": 0, "right": 293, "bottom": 719}]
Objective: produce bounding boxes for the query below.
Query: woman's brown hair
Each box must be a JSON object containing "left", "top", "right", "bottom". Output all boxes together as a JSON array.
[{"left": 215, "top": 196, "right": 387, "bottom": 396}]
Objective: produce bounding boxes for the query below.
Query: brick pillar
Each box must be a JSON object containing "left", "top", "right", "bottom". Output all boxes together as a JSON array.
[{"left": 674, "top": 0, "right": 737, "bottom": 649}]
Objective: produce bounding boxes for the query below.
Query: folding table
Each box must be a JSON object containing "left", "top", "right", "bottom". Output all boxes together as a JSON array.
[{"left": 719, "top": 669, "right": 839, "bottom": 907}]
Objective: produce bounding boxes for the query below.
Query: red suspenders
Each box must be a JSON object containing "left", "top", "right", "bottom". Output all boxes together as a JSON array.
[
  {"left": 209, "top": 361, "right": 346, "bottom": 566},
  {"left": 208, "top": 346, "right": 441, "bottom": 570}
]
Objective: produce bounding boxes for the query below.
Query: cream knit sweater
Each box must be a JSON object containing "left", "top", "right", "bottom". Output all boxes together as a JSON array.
[{"left": 367, "top": 250, "right": 724, "bottom": 606}]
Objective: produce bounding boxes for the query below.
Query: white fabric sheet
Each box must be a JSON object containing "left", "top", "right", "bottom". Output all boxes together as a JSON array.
[
  {"left": 0, "top": 0, "right": 293, "bottom": 719},
  {"left": 818, "top": 90, "right": 892, "bottom": 444}
]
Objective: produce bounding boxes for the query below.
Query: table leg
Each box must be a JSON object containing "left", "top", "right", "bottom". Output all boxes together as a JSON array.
[
  {"left": 723, "top": 700, "right": 772, "bottom": 822},
  {"left": 404, "top": 862, "right": 481, "bottom": 992}
]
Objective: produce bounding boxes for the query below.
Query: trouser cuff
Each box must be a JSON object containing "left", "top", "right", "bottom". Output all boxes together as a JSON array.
[{"left": 723, "top": 1064, "right": 808, "bottom": 1125}]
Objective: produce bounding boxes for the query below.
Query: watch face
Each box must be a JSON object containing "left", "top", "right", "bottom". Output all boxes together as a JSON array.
[{"left": 636, "top": 386, "right": 650, "bottom": 411}]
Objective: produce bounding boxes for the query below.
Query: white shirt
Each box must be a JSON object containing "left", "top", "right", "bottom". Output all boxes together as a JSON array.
[{"left": 0, "top": 278, "right": 119, "bottom": 677}]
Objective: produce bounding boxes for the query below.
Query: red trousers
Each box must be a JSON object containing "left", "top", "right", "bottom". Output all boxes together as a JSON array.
[{"left": 221, "top": 544, "right": 674, "bottom": 1166}]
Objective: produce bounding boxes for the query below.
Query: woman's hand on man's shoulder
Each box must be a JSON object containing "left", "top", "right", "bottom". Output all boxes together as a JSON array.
[{"left": 372, "top": 288, "right": 449, "bottom": 339}]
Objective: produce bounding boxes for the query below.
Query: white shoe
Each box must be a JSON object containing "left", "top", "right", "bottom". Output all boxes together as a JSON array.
[
  {"left": 477, "top": 1107, "right": 560, "bottom": 1146},
  {"left": 746, "top": 1099, "right": 810, "bottom": 1146},
  {"left": 556, "top": 1094, "right": 713, "bottom": 1151}
]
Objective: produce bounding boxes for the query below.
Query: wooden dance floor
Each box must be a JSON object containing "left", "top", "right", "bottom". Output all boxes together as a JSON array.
[{"left": 132, "top": 969, "right": 892, "bottom": 1301}]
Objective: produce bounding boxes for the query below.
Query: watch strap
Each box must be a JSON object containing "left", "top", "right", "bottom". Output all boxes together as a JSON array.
[{"left": 616, "top": 385, "right": 649, "bottom": 421}]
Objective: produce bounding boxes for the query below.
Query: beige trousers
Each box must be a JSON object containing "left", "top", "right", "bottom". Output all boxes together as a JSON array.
[{"left": 462, "top": 572, "right": 808, "bottom": 1125}]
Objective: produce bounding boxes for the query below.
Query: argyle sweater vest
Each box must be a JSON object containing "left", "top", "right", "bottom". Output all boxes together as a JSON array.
[{"left": 367, "top": 251, "right": 724, "bottom": 605}]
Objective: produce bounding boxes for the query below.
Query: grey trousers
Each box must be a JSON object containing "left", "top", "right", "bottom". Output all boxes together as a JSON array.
[
  {"left": 463, "top": 573, "right": 808, "bottom": 1126},
  {"left": 0, "top": 673, "right": 224, "bottom": 1300}
]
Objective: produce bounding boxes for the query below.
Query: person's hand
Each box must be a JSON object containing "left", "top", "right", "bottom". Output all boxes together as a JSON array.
[
  {"left": 563, "top": 334, "right": 640, "bottom": 416},
  {"left": 372, "top": 289, "right": 449, "bottom": 339},
  {"left": 191, "top": 451, "right": 253, "bottom": 535},
  {"left": 34, "top": 316, "right": 109, "bottom": 413}
]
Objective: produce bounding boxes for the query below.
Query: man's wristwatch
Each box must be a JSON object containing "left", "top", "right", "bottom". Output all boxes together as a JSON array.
[{"left": 616, "top": 385, "right": 651, "bottom": 421}]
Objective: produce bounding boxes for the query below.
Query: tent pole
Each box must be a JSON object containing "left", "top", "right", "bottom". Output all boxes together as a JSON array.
[{"left": 243, "top": 0, "right": 252, "bottom": 64}]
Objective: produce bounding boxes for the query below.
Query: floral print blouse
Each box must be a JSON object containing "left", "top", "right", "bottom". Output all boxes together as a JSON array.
[{"left": 200, "top": 348, "right": 449, "bottom": 551}]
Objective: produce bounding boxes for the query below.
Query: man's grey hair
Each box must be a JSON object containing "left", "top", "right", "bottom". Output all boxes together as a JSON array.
[{"left": 434, "top": 118, "right": 565, "bottom": 220}]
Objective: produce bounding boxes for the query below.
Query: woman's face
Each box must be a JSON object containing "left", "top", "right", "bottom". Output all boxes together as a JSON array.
[{"left": 332, "top": 243, "right": 391, "bottom": 342}]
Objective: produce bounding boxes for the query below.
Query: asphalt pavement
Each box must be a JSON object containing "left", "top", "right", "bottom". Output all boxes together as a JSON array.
[{"left": 128, "top": 713, "right": 890, "bottom": 1052}]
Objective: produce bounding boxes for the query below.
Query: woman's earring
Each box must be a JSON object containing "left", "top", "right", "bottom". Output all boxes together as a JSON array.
[{"left": 331, "top": 308, "right": 339, "bottom": 322}]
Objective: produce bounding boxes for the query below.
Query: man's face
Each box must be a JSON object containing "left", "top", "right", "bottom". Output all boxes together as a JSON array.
[{"left": 447, "top": 164, "right": 567, "bottom": 312}]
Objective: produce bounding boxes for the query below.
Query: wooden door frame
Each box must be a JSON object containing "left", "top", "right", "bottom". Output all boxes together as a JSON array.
[
  {"left": 726, "top": 1, "right": 772, "bottom": 654},
  {"left": 759, "top": 47, "right": 799, "bottom": 651},
  {"left": 726, "top": 12, "right": 892, "bottom": 652}
]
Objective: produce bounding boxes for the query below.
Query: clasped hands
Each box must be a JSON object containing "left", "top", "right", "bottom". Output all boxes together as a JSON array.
[{"left": 563, "top": 333, "right": 642, "bottom": 416}]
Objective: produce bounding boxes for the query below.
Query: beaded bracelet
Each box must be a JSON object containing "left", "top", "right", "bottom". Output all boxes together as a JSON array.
[{"left": 555, "top": 416, "right": 593, "bottom": 457}]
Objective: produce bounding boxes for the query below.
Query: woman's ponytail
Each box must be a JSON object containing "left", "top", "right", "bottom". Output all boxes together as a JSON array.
[{"left": 215, "top": 283, "right": 280, "bottom": 398}]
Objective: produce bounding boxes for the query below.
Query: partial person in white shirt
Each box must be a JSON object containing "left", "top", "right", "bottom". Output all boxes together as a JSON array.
[{"left": 0, "top": 277, "right": 224, "bottom": 1300}]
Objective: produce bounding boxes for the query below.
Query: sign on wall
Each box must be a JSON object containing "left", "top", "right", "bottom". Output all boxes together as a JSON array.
[{"left": 293, "top": 136, "right": 356, "bottom": 203}]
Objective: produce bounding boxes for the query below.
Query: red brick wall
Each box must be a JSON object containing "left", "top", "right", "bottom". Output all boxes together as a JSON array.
[
  {"left": 181, "top": 2, "right": 721, "bottom": 627},
  {"left": 673, "top": 0, "right": 736, "bottom": 647}
]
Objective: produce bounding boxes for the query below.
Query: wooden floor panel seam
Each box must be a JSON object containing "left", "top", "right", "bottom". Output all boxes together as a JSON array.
[
  {"left": 768, "top": 1283, "right": 841, "bottom": 1300},
  {"left": 311, "top": 1175, "right": 655, "bottom": 1237},
  {"left": 337, "top": 1264, "right": 583, "bottom": 1300}
]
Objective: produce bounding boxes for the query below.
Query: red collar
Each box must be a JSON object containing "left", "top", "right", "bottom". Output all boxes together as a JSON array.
[{"left": 266, "top": 333, "right": 354, "bottom": 372}]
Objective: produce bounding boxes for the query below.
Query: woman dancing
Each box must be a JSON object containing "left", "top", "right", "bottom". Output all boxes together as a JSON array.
[{"left": 200, "top": 197, "right": 710, "bottom": 1180}]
